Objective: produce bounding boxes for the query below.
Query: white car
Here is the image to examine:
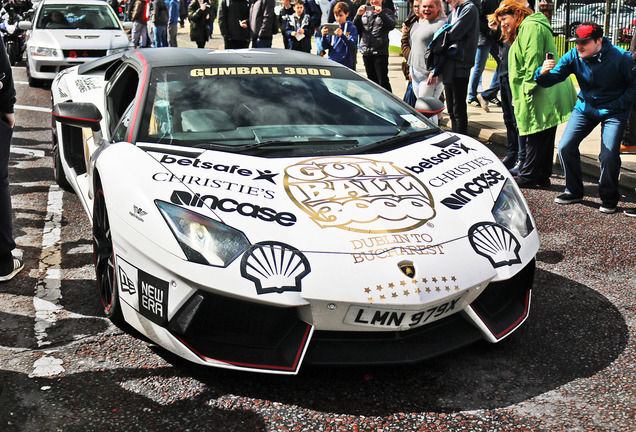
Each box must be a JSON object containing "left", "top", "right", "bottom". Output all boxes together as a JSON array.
[
  {"left": 51, "top": 48, "right": 540, "bottom": 374},
  {"left": 20, "top": 0, "right": 132, "bottom": 86}
]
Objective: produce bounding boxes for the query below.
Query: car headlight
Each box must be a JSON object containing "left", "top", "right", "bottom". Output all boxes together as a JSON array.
[
  {"left": 30, "top": 46, "right": 62, "bottom": 58},
  {"left": 156, "top": 200, "right": 250, "bottom": 267},
  {"left": 492, "top": 179, "right": 534, "bottom": 238}
]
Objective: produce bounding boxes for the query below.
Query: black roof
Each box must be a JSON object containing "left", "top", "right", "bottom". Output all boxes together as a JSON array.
[{"left": 128, "top": 47, "right": 344, "bottom": 69}]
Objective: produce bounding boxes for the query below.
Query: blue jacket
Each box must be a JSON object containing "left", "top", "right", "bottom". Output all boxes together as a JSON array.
[
  {"left": 322, "top": 20, "right": 357, "bottom": 69},
  {"left": 168, "top": 0, "right": 179, "bottom": 25},
  {"left": 534, "top": 37, "right": 636, "bottom": 120}
]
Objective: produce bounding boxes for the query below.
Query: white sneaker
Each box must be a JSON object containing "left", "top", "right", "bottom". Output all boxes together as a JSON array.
[{"left": 0, "top": 256, "right": 24, "bottom": 282}]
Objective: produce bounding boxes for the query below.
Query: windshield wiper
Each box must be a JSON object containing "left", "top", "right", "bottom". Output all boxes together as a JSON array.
[
  {"left": 352, "top": 129, "right": 442, "bottom": 153},
  {"left": 195, "top": 139, "right": 359, "bottom": 152}
]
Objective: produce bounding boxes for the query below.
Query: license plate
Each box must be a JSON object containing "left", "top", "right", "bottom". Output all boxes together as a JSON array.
[{"left": 344, "top": 295, "right": 464, "bottom": 329}]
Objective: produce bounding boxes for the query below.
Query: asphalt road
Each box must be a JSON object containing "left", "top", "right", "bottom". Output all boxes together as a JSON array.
[{"left": 0, "top": 61, "right": 634, "bottom": 432}]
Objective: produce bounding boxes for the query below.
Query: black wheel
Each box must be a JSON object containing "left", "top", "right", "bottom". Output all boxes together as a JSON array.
[
  {"left": 7, "top": 42, "right": 17, "bottom": 66},
  {"left": 93, "top": 183, "right": 123, "bottom": 323},
  {"left": 52, "top": 128, "right": 74, "bottom": 192}
]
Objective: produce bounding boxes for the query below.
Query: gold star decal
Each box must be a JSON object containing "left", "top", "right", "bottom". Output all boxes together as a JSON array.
[
  {"left": 376, "top": 285, "right": 382, "bottom": 290},
  {"left": 364, "top": 287, "right": 371, "bottom": 293},
  {"left": 400, "top": 280, "right": 406, "bottom": 286},
  {"left": 411, "top": 278, "right": 418, "bottom": 284},
  {"left": 435, "top": 286, "right": 441, "bottom": 292},
  {"left": 451, "top": 276, "right": 457, "bottom": 281},
  {"left": 388, "top": 282, "right": 394, "bottom": 289},
  {"left": 432, "top": 277, "right": 438, "bottom": 282},
  {"left": 455, "top": 285, "right": 460, "bottom": 291},
  {"left": 403, "top": 290, "right": 410, "bottom": 296},
  {"left": 426, "top": 287, "right": 431, "bottom": 293},
  {"left": 392, "top": 292, "right": 398, "bottom": 298},
  {"left": 442, "top": 276, "right": 447, "bottom": 282},
  {"left": 380, "top": 295, "right": 386, "bottom": 300},
  {"left": 368, "top": 297, "right": 374, "bottom": 303},
  {"left": 422, "top": 278, "right": 428, "bottom": 283},
  {"left": 445, "top": 286, "right": 450, "bottom": 292},
  {"left": 415, "top": 288, "right": 421, "bottom": 294}
]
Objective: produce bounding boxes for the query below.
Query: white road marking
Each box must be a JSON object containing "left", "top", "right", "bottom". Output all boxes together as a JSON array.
[
  {"left": 32, "top": 184, "right": 65, "bottom": 377},
  {"left": 29, "top": 355, "right": 65, "bottom": 378},
  {"left": 10, "top": 146, "right": 46, "bottom": 158},
  {"left": 15, "top": 104, "right": 51, "bottom": 113}
]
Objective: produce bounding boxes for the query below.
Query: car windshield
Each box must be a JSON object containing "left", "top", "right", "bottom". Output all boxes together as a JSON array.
[
  {"left": 36, "top": 4, "right": 121, "bottom": 30},
  {"left": 137, "top": 64, "right": 438, "bottom": 155}
]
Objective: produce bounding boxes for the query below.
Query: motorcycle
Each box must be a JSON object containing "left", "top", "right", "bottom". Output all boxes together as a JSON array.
[{"left": 0, "top": 11, "right": 26, "bottom": 66}]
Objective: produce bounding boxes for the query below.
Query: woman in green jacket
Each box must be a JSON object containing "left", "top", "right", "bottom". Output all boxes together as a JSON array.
[{"left": 493, "top": 0, "right": 576, "bottom": 189}]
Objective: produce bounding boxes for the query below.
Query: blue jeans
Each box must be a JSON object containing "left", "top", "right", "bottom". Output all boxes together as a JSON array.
[
  {"left": 558, "top": 109, "right": 625, "bottom": 205},
  {"left": 252, "top": 37, "right": 272, "bottom": 48},
  {"left": 154, "top": 25, "right": 167, "bottom": 47},
  {"left": 468, "top": 43, "right": 500, "bottom": 101}
]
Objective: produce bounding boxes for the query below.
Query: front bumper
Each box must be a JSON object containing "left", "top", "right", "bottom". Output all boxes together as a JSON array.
[
  {"left": 166, "top": 259, "right": 535, "bottom": 372},
  {"left": 29, "top": 56, "right": 88, "bottom": 80}
]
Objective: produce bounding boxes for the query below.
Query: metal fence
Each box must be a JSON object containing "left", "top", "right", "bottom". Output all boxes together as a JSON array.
[
  {"left": 394, "top": 0, "right": 635, "bottom": 56},
  {"left": 550, "top": 0, "right": 636, "bottom": 55}
]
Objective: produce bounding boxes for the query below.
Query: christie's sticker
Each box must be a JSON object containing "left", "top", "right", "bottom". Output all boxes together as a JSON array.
[{"left": 284, "top": 157, "right": 436, "bottom": 233}]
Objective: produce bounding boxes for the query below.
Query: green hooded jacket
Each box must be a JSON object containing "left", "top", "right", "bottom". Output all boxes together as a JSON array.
[{"left": 508, "top": 13, "right": 576, "bottom": 136}]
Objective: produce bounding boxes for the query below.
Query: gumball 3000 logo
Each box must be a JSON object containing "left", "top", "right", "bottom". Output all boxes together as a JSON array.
[{"left": 284, "top": 157, "right": 435, "bottom": 233}]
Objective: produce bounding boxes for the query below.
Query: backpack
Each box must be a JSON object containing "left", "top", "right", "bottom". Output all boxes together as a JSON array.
[{"left": 425, "top": 23, "right": 461, "bottom": 76}]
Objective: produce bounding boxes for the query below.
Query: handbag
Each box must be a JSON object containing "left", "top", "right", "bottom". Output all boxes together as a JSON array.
[{"left": 403, "top": 81, "right": 416, "bottom": 107}]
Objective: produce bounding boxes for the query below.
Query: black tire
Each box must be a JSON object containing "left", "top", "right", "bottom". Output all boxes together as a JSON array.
[
  {"left": 7, "top": 42, "right": 17, "bottom": 66},
  {"left": 93, "top": 183, "right": 123, "bottom": 323},
  {"left": 52, "top": 127, "right": 74, "bottom": 193}
]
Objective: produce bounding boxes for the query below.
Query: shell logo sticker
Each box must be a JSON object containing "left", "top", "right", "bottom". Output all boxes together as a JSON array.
[
  {"left": 240, "top": 241, "right": 311, "bottom": 295},
  {"left": 468, "top": 222, "right": 521, "bottom": 268},
  {"left": 284, "top": 157, "right": 436, "bottom": 233}
]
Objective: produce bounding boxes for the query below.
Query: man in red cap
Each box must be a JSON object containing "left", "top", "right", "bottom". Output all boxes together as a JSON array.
[{"left": 535, "top": 22, "right": 636, "bottom": 217}]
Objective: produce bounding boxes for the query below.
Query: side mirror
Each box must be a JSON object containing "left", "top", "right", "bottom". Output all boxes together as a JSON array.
[
  {"left": 52, "top": 102, "right": 102, "bottom": 131},
  {"left": 414, "top": 97, "right": 445, "bottom": 119},
  {"left": 18, "top": 20, "right": 32, "bottom": 30},
  {"left": 122, "top": 21, "right": 133, "bottom": 30}
]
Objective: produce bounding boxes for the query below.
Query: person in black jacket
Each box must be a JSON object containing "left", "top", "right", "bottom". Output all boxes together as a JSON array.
[
  {"left": 179, "top": 0, "right": 187, "bottom": 27},
  {"left": 285, "top": 0, "right": 313, "bottom": 52},
  {"left": 437, "top": 0, "right": 478, "bottom": 134},
  {"left": 153, "top": 0, "right": 169, "bottom": 47},
  {"left": 189, "top": 0, "right": 212, "bottom": 48},
  {"left": 479, "top": 17, "right": 524, "bottom": 176},
  {"left": 0, "top": 34, "right": 22, "bottom": 282},
  {"left": 278, "top": 0, "right": 294, "bottom": 50},
  {"left": 218, "top": 0, "right": 250, "bottom": 48},
  {"left": 353, "top": 0, "right": 395, "bottom": 92}
]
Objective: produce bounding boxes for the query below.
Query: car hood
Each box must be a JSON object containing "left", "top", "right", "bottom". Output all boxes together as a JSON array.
[
  {"left": 142, "top": 132, "right": 524, "bottom": 253},
  {"left": 28, "top": 29, "right": 131, "bottom": 49}
]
